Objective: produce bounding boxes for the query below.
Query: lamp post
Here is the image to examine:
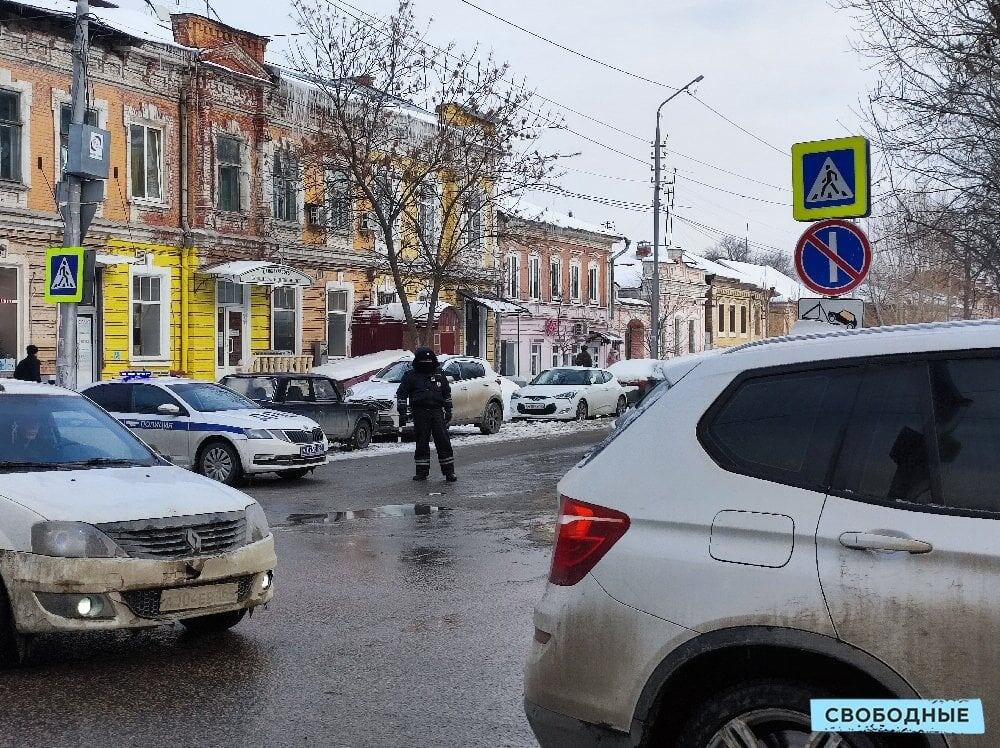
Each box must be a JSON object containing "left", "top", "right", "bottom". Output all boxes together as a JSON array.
[{"left": 651, "top": 74, "right": 703, "bottom": 359}]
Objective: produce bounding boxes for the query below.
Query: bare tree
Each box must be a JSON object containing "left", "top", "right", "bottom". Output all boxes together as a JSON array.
[
  {"left": 288, "top": 0, "right": 561, "bottom": 345},
  {"left": 705, "top": 235, "right": 750, "bottom": 263}
]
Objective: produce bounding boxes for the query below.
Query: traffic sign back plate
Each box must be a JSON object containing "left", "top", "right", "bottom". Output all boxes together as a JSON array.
[{"left": 792, "top": 136, "right": 871, "bottom": 221}]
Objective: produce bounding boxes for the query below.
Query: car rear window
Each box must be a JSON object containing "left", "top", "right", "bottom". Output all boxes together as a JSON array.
[
  {"left": 85, "top": 383, "right": 131, "bottom": 412},
  {"left": 223, "top": 376, "right": 277, "bottom": 401}
]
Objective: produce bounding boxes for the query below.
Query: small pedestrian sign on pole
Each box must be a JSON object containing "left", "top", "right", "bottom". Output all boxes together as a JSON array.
[
  {"left": 792, "top": 136, "right": 871, "bottom": 221},
  {"left": 44, "top": 246, "right": 85, "bottom": 303}
]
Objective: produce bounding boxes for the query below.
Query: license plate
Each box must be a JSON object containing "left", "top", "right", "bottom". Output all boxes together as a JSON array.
[
  {"left": 523, "top": 403, "right": 547, "bottom": 410},
  {"left": 300, "top": 443, "right": 325, "bottom": 457},
  {"left": 160, "top": 582, "right": 238, "bottom": 613}
]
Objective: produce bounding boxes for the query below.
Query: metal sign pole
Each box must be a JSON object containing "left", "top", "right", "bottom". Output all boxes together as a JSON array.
[{"left": 55, "top": 0, "right": 89, "bottom": 389}]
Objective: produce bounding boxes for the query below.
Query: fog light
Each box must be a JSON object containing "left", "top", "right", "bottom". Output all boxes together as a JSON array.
[
  {"left": 261, "top": 571, "right": 273, "bottom": 590},
  {"left": 35, "top": 592, "right": 113, "bottom": 619},
  {"left": 76, "top": 597, "right": 93, "bottom": 616}
]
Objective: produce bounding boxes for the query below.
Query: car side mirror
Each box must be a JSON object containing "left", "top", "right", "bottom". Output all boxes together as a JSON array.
[{"left": 157, "top": 403, "right": 181, "bottom": 416}]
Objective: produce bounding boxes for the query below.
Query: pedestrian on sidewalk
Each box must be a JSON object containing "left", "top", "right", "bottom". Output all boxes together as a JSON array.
[
  {"left": 572, "top": 344, "right": 593, "bottom": 367},
  {"left": 396, "top": 347, "right": 457, "bottom": 482},
  {"left": 13, "top": 345, "right": 41, "bottom": 383}
]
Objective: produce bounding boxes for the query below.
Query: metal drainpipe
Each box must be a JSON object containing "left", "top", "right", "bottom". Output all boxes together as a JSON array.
[{"left": 179, "top": 84, "right": 192, "bottom": 375}]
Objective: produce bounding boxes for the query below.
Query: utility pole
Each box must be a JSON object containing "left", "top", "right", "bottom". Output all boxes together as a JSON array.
[
  {"left": 56, "top": 0, "right": 89, "bottom": 389},
  {"left": 651, "top": 74, "right": 703, "bottom": 359}
]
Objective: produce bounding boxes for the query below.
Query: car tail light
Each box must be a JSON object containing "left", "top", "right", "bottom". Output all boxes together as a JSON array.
[{"left": 549, "top": 496, "right": 630, "bottom": 586}]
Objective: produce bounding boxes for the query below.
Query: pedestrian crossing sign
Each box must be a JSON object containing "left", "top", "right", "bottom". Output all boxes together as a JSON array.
[
  {"left": 44, "top": 246, "right": 85, "bottom": 303},
  {"left": 792, "top": 136, "right": 870, "bottom": 221}
]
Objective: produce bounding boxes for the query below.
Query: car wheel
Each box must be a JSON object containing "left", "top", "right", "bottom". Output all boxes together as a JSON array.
[
  {"left": 615, "top": 395, "right": 627, "bottom": 417},
  {"left": 675, "top": 680, "right": 884, "bottom": 748},
  {"left": 479, "top": 401, "right": 503, "bottom": 435},
  {"left": 0, "top": 581, "right": 25, "bottom": 668},
  {"left": 575, "top": 400, "right": 589, "bottom": 421},
  {"left": 276, "top": 468, "right": 310, "bottom": 481},
  {"left": 197, "top": 440, "right": 243, "bottom": 486},
  {"left": 180, "top": 609, "right": 247, "bottom": 634},
  {"left": 350, "top": 420, "right": 373, "bottom": 450}
]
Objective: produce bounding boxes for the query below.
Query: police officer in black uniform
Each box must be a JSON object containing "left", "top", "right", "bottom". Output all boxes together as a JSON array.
[{"left": 396, "top": 347, "right": 457, "bottom": 482}]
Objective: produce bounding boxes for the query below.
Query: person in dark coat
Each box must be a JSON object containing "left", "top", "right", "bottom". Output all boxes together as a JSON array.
[
  {"left": 396, "top": 347, "right": 456, "bottom": 482},
  {"left": 13, "top": 345, "right": 41, "bottom": 383},
  {"left": 572, "top": 344, "right": 593, "bottom": 367}
]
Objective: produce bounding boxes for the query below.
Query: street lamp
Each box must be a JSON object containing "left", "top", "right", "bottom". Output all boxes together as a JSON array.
[{"left": 651, "top": 74, "right": 703, "bottom": 359}]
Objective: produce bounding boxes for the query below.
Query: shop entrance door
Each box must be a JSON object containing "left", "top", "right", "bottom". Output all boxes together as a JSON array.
[{"left": 216, "top": 281, "right": 249, "bottom": 378}]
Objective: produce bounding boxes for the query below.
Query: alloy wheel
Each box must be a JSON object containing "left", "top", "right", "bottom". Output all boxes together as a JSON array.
[
  {"left": 708, "top": 708, "right": 848, "bottom": 748},
  {"left": 576, "top": 400, "right": 588, "bottom": 421},
  {"left": 202, "top": 446, "right": 235, "bottom": 483},
  {"left": 616, "top": 396, "right": 627, "bottom": 416},
  {"left": 354, "top": 422, "right": 372, "bottom": 449},
  {"left": 484, "top": 403, "right": 502, "bottom": 433}
]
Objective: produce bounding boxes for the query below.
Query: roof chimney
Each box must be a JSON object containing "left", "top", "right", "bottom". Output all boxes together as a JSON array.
[{"left": 635, "top": 241, "right": 652, "bottom": 259}]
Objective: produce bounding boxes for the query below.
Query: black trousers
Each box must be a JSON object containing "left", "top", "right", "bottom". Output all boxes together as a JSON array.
[{"left": 412, "top": 407, "right": 455, "bottom": 477}]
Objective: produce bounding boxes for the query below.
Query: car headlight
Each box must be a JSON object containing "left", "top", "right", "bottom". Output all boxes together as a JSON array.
[
  {"left": 246, "top": 502, "right": 270, "bottom": 543},
  {"left": 244, "top": 428, "right": 271, "bottom": 439},
  {"left": 31, "top": 522, "right": 126, "bottom": 558},
  {"left": 554, "top": 391, "right": 577, "bottom": 400},
  {"left": 345, "top": 388, "right": 354, "bottom": 398},
  {"left": 510, "top": 392, "right": 521, "bottom": 400}
]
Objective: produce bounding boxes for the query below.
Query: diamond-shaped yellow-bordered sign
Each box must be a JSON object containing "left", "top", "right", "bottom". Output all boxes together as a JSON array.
[
  {"left": 792, "top": 136, "right": 870, "bottom": 222},
  {"left": 44, "top": 246, "right": 84, "bottom": 303}
]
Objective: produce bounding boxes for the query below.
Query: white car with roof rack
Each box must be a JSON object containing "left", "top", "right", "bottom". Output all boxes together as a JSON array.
[
  {"left": 81, "top": 372, "right": 328, "bottom": 485},
  {"left": 0, "top": 379, "right": 275, "bottom": 663}
]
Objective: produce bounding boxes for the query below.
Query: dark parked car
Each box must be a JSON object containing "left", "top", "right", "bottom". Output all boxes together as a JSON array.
[{"left": 220, "top": 373, "right": 380, "bottom": 450}]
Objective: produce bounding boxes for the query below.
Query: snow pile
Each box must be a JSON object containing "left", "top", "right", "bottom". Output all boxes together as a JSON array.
[
  {"left": 499, "top": 377, "right": 523, "bottom": 421},
  {"left": 312, "top": 350, "right": 409, "bottom": 383},
  {"left": 608, "top": 358, "right": 664, "bottom": 384},
  {"left": 326, "top": 418, "right": 612, "bottom": 463}
]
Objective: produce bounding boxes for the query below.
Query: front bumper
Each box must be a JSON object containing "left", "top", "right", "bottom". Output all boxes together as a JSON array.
[
  {"left": 238, "top": 439, "right": 328, "bottom": 473},
  {"left": 514, "top": 400, "right": 576, "bottom": 419},
  {"left": 525, "top": 698, "right": 632, "bottom": 748},
  {"left": 0, "top": 536, "right": 276, "bottom": 634}
]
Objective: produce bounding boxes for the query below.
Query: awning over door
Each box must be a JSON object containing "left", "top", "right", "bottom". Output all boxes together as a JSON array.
[
  {"left": 197, "top": 261, "right": 312, "bottom": 287},
  {"left": 588, "top": 330, "right": 624, "bottom": 344},
  {"left": 458, "top": 291, "right": 529, "bottom": 316}
]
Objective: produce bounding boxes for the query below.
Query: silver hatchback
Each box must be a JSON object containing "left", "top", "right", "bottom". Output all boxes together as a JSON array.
[{"left": 525, "top": 320, "right": 1000, "bottom": 747}]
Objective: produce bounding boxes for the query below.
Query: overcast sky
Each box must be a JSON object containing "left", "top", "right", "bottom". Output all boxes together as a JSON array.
[{"left": 169, "top": 0, "right": 876, "bottom": 257}]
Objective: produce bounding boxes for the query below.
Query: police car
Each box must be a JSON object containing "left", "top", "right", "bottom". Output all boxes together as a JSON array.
[
  {"left": 0, "top": 379, "right": 275, "bottom": 662},
  {"left": 81, "top": 373, "right": 328, "bottom": 485}
]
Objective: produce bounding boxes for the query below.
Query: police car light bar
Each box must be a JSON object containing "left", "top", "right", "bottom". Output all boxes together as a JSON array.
[{"left": 119, "top": 370, "right": 154, "bottom": 381}]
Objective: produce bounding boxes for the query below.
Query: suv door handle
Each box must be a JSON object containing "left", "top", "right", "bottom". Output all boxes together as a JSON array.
[{"left": 838, "top": 532, "right": 933, "bottom": 554}]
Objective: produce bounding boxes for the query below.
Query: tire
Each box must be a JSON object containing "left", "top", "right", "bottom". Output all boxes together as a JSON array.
[
  {"left": 276, "top": 468, "right": 310, "bottom": 481},
  {"left": 615, "top": 395, "right": 627, "bottom": 417},
  {"left": 0, "top": 581, "right": 24, "bottom": 668},
  {"left": 196, "top": 440, "right": 243, "bottom": 486},
  {"left": 180, "top": 608, "right": 246, "bottom": 634},
  {"left": 575, "top": 400, "right": 589, "bottom": 421},
  {"left": 349, "top": 419, "right": 373, "bottom": 450},
  {"left": 479, "top": 401, "right": 503, "bottom": 435},
  {"left": 675, "top": 679, "right": 885, "bottom": 748}
]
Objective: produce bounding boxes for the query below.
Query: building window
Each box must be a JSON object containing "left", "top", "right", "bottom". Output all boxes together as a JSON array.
[
  {"left": 0, "top": 91, "right": 21, "bottom": 182},
  {"left": 271, "top": 287, "right": 298, "bottom": 353},
  {"left": 0, "top": 266, "right": 19, "bottom": 372},
  {"left": 674, "top": 318, "right": 682, "bottom": 356},
  {"left": 529, "top": 257, "right": 540, "bottom": 300},
  {"left": 588, "top": 266, "right": 598, "bottom": 303},
  {"left": 131, "top": 272, "right": 167, "bottom": 359},
  {"left": 272, "top": 149, "right": 298, "bottom": 223},
  {"left": 740, "top": 306, "right": 748, "bottom": 335},
  {"left": 377, "top": 290, "right": 398, "bottom": 305},
  {"left": 755, "top": 309, "right": 762, "bottom": 336},
  {"left": 530, "top": 342, "right": 542, "bottom": 376},
  {"left": 62, "top": 104, "right": 98, "bottom": 178},
  {"left": 128, "top": 122, "right": 162, "bottom": 201},
  {"left": 217, "top": 135, "right": 241, "bottom": 212},
  {"left": 461, "top": 190, "right": 484, "bottom": 250},
  {"left": 718, "top": 303, "right": 725, "bottom": 333},
  {"left": 688, "top": 319, "right": 696, "bottom": 353},
  {"left": 550, "top": 258, "right": 561, "bottom": 299},
  {"left": 552, "top": 349, "right": 560, "bottom": 368},
  {"left": 325, "top": 168, "right": 351, "bottom": 234},
  {"left": 570, "top": 264, "right": 580, "bottom": 300},
  {"left": 729, "top": 305, "right": 736, "bottom": 337},
  {"left": 506, "top": 254, "right": 520, "bottom": 300},
  {"left": 418, "top": 181, "right": 439, "bottom": 244},
  {"left": 217, "top": 280, "right": 244, "bottom": 305},
  {"left": 326, "top": 287, "right": 350, "bottom": 358}
]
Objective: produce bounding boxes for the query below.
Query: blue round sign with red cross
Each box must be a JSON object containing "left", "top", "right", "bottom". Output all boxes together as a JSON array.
[{"left": 794, "top": 219, "right": 872, "bottom": 296}]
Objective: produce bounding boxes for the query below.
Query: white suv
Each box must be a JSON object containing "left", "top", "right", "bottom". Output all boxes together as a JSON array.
[{"left": 525, "top": 321, "right": 1000, "bottom": 747}]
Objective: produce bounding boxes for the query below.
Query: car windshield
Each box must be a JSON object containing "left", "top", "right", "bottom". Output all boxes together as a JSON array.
[
  {"left": 169, "top": 383, "right": 257, "bottom": 412},
  {"left": 222, "top": 376, "right": 277, "bottom": 401},
  {"left": 0, "top": 395, "right": 158, "bottom": 471},
  {"left": 375, "top": 361, "right": 413, "bottom": 383},
  {"left": 531, "top": 369, "right": 592, "bottom": 386}
]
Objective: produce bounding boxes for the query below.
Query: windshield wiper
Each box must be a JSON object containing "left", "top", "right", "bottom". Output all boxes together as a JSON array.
[
  {"left": 0, "top": 461, "right": 65, "bottom": 472},
  {"left": 63, "top": 458, "right": 147, "bottom": 468}
]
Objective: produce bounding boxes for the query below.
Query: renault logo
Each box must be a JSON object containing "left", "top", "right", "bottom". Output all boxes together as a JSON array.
[{"left": 186, "top": 528, "right": 203, "bottom": 554}]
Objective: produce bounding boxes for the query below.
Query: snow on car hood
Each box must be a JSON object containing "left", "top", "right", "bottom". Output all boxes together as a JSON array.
[
  {"left": 0, "top": 465, "right": 252, "bottom": 524},
  {"left": 345, "top": 379, "right": 399, "bottom": 401}
]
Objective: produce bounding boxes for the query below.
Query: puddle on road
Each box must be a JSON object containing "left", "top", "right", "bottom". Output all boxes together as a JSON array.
[{"left": 284, "top": 503, "right": 449, "bottom": 526}]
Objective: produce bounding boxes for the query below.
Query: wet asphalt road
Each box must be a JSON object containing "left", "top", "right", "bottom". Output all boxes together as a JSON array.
[{"left": 0, "top": 424, "right": 610, "bottom": 748}]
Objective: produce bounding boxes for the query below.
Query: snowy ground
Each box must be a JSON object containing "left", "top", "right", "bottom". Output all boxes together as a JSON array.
[{"left": 325, "top": 416, "right": 613, "bottom": 462}]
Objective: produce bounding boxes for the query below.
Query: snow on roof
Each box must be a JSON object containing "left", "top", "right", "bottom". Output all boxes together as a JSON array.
[
  {"left": 7, "top": 0, "right": 183, "bottom": 48},
  {"left": 682, "top": 252, "right": 740, "bottom": 280},
  {"left": 500, "top": 199, "right": 623, "bottom": 240},
  {"left": 354, "top": 302, "right": 454, "bottom": 323},
  {"left": 616, "top": 297, "right": 649, "bottom": 307},
  {"left": 614, "top": 260, "right": 644, "bottom": 290},
  {"left": 311, "top": 350, "right": 410, "bottom": 381},
  {"left": 715, "top": 259, "right": 806, "bottom": 303}
]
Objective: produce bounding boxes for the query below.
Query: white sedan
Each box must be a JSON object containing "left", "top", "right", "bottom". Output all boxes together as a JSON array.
[{"left": 511, "top": 367, "right": 627, "bottom": 421}]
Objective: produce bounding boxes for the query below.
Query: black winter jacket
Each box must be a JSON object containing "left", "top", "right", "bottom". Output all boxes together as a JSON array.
[
  {"left": 396, "top": 369, "right": 453, "bottom": 412},
  {"left": 13, "top": 355, "right": 41, "bottom": 383}
]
